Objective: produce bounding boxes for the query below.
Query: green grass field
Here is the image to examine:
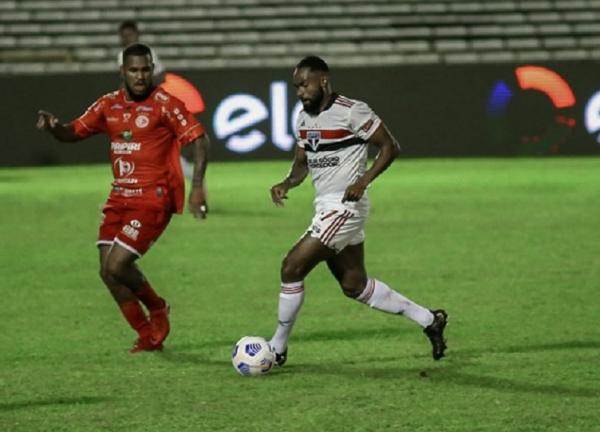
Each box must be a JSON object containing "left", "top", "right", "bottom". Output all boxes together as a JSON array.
[{"left": 1, "top": 158, "right": 599, "bottom": 432}]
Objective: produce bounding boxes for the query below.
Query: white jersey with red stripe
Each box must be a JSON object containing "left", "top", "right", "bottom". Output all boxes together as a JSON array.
[{"left": 296, "top": 93, "right": 381, "bottom": 214}]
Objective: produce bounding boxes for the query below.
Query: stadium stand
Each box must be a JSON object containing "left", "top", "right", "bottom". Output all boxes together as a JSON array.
[{"left": 1, "top": 0, "right": 600, "bottom": 73}]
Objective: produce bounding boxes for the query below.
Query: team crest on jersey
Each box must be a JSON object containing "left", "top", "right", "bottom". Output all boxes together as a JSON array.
[
  {"left": 135, "top": 115, "right": 149, "bottom": 128},
  {"left": 114, "top": 157, "right": 135, "bottom": 177},
  {"left": 121, "top": 130, "right": 133, "bottom": 141},
  {"left": 307, "top": 130, "right": 321, "bottom": 149}
]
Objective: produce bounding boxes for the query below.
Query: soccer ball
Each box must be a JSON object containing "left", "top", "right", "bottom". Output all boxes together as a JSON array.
[{"left": 231, "top": 336, "right": 275, "bottom": 376}]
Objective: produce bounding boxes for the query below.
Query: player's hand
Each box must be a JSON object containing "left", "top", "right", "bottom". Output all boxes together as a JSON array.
[
  {"left": 188, "top": 185, "right": 208, "bottom": 220},
  {"left": 36, "top": 110, "right": 59, "bottom": 130},
  {"left": 270, "top": 182, "right": 289, "bottom": 207},
  {"left": 342, "top": 181, "right": 368, "bottom": 203}
]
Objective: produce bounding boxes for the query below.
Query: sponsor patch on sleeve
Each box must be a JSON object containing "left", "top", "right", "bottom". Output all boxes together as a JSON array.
[{"left": 360, "top": 119, "right": 375, "bottom": 133}]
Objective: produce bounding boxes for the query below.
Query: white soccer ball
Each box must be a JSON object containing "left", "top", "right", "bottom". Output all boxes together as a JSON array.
[{"left": 231, "top": 336, "right": 275, "bottom": 376}]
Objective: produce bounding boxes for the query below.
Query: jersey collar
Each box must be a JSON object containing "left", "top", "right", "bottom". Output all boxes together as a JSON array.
[{"left": 122, "top": 86, "right": 158, "bottom": 104}]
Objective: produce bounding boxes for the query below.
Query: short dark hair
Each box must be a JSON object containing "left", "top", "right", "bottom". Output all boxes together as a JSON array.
[
  {"left": 122, "top": 43, "right": 152, "bottom": 63},
  {"left": 118, "top": 20, "right": 138, "bottom": 33},
  {"left": 296, "top": 56, "right": 329, "bottom": 72}
]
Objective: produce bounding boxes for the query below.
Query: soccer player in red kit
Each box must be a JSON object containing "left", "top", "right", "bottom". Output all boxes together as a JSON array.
[{"left": 36, "top": 44, "right": 210, "bottom": 353}]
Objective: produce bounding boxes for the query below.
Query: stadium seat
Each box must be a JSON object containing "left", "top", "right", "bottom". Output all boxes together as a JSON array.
[{"left": 3, "top": 0, "right": 600, "bottom": 72}]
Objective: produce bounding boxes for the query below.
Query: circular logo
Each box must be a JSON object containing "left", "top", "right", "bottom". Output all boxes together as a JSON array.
[
  {"left": 130, "top": 219, "right": 142, "bottom": 228},
  {"left": 135, "top": 115, "right": 149, "bottom": 128},
  {"left": 486, "top": 66, "right": 576, "bottom": 154}
]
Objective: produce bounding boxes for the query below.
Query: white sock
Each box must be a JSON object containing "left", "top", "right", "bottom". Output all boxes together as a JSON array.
[
  {"left": 356, "top": 278, "right": 434, "bottom": 327},
  {"left": 269, "top": 281, "right": 305, "bottom": 354}
]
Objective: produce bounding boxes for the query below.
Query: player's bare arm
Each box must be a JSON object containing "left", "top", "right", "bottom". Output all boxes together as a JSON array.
[
  {"left": 271, "top": 145, "right": 308, "bottom": 207},
  {"left": 188, "top": 133, "right": 210, "bottom": 220},
  {"left": 342, "top": 123, "right": 401, "bottom": 203},
  {"left": 36, "top": 110, "right": 82, "bottom": 142}
]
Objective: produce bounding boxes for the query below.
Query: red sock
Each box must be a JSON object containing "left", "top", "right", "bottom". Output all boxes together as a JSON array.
[
  {"left": 135, "top": 281, "right": 165, "bottom": 311},
  {"left": 119, "top": 301, "right": 151, "bottom": 338}
]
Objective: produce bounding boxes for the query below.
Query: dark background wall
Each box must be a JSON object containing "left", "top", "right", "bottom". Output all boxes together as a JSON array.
[{"left": 3, "top": 62, "right": 600, "bottom": 166}]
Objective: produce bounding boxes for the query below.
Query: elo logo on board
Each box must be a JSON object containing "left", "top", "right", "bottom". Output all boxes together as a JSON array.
[{"left": 213, "top": 81, "right": 302, "bottom": 153}]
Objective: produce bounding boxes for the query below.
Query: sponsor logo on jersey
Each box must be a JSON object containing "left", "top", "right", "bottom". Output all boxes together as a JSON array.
[
  {"left": 136, "top": 106, "right": 153, "bottom": 112},
  {"left": 360, "top": 119, "right": 374, "bottom": 133},
  {"left": 110, "top": 104, "right": 124, "bottom": 110},
  {"left": 129, "top": 219, "right": 142, "bottom": 229},
  {"left": 135, "top": 115, "right": 150, "bottom": 128},
  {"left": 121, "top": 130, "right": 133, "bottom": 141},
  {"left": 114, "top": 157, "right": 135, "bottom": 178},
  {"left": 308, "top": 156, "right": 340, "bottom": 168},
  {"left": 107, "top": 116, "right": 119, "bottom": 123},
  {"left": 111, "top": 141, "right": 141, "bottom": 154},
  {"left": 155, "top": 92, "right": 170, "bottom": 102},
  {"left": 122, "top": 224, "right": 139, "bottom": 241},
  {"left": 113, "top": 187, "right": 143, "bottom": 197},
  {"left": 116, "top": 178, "right": 138, "bottom": 184},
  {"left": 123, "top": 113, "right": 132, "bottom": 122},
  {"left": 84, "top": 100, "right": 103, "bottom": 114},
  {"left": 307, "top": 130, "right": 321, "bottom": 148}
]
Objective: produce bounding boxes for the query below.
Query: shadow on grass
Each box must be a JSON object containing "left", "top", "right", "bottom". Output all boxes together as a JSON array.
[
  {"left": 279, "top": 339, "right": 600, "bottom": 399},
  {"left": 498, "top": 340, "right": 600, "bottom": 354},
  {"left": 0, "top": 173, "right": 28, "bottom": 183},
  {"left": 0, "top": 396, "right": 111, "bottom": 412},
  {"left": 156, "top": 327, "right": 404, "bottom": 366},
  {"left": 329, "top": 364, "right": 600, "bottom": 398},
  {"left": 273, "top": 360, "right": 600, "bottom": 398},
  {"left": 169, "top": 326, "right": 404, "bottom": 352},
  {"left": 157, "top": 349, "right": 231, "bottom": 367},
  {"left": 157, "top": 329, "right": 600, "bottom": 399}
]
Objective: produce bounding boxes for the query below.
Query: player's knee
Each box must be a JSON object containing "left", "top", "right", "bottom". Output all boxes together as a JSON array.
[
  {"left": 341, "top": 284, "right": 362, "bottom": 298},
  {"left": 99, "top": 266, "right": 111, "bottom": 284},
  {"left": 340, "top": 274, "right": 368, "bottom": 298},
  {"left": 104, "top": 258, "right": 128, "bottom": 281},
  {"left": 280, "top": 256, "right": 306, "bottom": 281}
]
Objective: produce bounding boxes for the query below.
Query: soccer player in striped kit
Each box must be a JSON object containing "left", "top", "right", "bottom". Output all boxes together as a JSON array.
[{"left": 269, "top": 56, "right": 448, "bottom": 365}]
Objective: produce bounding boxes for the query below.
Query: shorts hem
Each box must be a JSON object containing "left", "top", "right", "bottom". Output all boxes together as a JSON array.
[{"left": 113, "top": 237, "right": 143, "bottom": 258}]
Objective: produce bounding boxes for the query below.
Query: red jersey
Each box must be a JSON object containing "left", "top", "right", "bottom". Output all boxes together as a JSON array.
[{"left": 72, "top": 87, "right": 205, "bottom": 214}]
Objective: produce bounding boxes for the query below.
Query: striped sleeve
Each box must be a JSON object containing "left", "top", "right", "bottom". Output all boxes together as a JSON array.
[{"left": 349, "top": 101, "right": 382, "bottom": 141}]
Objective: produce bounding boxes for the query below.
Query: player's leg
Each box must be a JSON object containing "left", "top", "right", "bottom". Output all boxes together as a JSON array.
[
  {"left": 326, "top": 242, "right": 448, "bottom": 360},
  {"left": 113, "top": 207, "right": 173, "bottom": 347},
  {"left": 270, "top": 234, "right": 335, "bottom": 365},
  {"left": 99, "top": 244, "right": 137, "bottom": 303},
  {"left": 99, "top": 244, "right": 155, "bottom": 352},
  {"left": 104, "top": 242, "right": 170, "bottom": 348}
]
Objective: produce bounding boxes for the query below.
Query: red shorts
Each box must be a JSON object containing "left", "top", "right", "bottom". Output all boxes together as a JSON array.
[{"left": 97, "top": 196, "right": 173, "bottom": 257}]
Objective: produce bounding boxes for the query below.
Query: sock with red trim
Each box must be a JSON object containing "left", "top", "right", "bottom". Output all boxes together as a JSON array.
[
  {"left": 269, "top": 281, "right": 305, "bottom": 354},
  {"left": 356, "top": 278, "right": 434, "bottom": 327}
]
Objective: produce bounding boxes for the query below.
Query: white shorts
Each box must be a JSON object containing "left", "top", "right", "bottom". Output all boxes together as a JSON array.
[{"left": 307, "top": 205, "right": 366, "bottom": 253}]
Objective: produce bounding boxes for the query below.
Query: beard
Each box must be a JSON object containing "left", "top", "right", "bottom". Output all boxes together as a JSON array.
[
  {"left": 302, "top": 87, "right": 325, "bottom": 115},
  {"left": 124, "top": 81, "right": 154, "bottom": 102}
]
